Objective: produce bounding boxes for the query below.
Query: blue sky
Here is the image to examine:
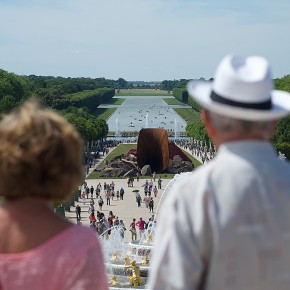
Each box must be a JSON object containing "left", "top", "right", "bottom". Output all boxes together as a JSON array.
[{"left": 0, "top": 0, "right": 289, "bottom": 81}]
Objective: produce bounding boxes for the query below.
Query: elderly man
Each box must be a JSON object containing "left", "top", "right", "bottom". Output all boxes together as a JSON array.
[{"left": 148, "top": 55, "right": 290, "bottom": 290}]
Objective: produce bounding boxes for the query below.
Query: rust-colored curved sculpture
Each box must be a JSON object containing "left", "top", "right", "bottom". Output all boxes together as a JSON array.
[{"left": 137, "top": 128, "right": 169, "bottom": 173}]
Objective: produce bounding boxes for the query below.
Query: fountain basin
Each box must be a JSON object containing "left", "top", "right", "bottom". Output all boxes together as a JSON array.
[{"left": 128, "top": 241, "right": 153, "bottom": 257}]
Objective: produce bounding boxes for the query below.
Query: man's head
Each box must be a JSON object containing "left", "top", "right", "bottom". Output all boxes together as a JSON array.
[
  {"left": 202, "top": 110, "right": 277, "bottom": 147},
  {"left": 187, "top": 54, "right": 290, "bottom": 146}
]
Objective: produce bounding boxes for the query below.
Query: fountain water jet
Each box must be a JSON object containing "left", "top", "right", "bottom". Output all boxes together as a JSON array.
[
  {"left": 174, "top": 118, "right": 178, "bottom": 140},
  {"left": 115, "top": 118, "right": 120, "bottom": 136}
]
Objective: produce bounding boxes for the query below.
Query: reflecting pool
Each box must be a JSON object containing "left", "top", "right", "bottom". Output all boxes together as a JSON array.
[{"left": 104, "top": 96, "right": 188, "bottom": 133}]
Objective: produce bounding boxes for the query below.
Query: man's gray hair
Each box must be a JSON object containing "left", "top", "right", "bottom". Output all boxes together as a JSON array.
[{"left": 208, "top": 111, "right": 273, "bottom": 137}]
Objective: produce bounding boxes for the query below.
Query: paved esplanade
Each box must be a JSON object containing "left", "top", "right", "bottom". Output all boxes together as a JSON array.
[
  {"left": 65, "top": 148, "right": 172, "bottom": 242},
  {"left": 102, "top": 96, "right": 189, "bottom": 133}
]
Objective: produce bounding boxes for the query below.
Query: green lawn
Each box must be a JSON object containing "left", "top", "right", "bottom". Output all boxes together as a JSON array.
[
  {"left": 103, "top": 98, "right": 126, "bottom": 105},
  {"left": 94, "top": 108, "right": 116, "bottom": 120},
  {"left": 87, "top": 143, "right": 201, "bottom": 179},
  {"left": 183, "top": 151, "right": 202, "bottom": 167},
  {"left": 162, "top": 98, "right": 186, "bottom": 106},
  {"left": 87, "top": 144, "right": 137, "bottom": 179},
  {"left": 103, "top": 144, "right": 137, "bottom": 164},
  {"left": 115, "top": 89, "right": 171, "bottom": 96},
  {"left": 174, "top": 108, "right": 201, "bottom": 123}
]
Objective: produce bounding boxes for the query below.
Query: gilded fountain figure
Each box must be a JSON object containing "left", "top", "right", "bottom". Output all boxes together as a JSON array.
[{"left": 125, "top": 260, "right": 142, "bottom": 287}]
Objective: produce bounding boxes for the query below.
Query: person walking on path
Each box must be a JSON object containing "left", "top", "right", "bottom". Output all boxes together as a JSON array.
[
  {"left": 152, "top": 172, "right": 156, "bottom": 182},
  {"left": 149, "top": 198, "right": 154, "bottom": 213},
  {"left": 149, "top": 54, "right": 290, "bottom": 290},
  {"left": 136, "top": 194, "right": 142, "bottom": 207},
  {"left": 157, "top": 177, "right": 162, "bottom": 190},
  {"left": 144, "top": 194, "right": 151, "bottom": 209},
  {"left": 85, "top": 185, "right": 90, "bottom": 199},
  {"left": 96, "top": 182, "right": 102, "bottom": 198},
  {"left": 106, "top": 190, "right": 111, "bottom": 205},
  {"left": 75, "top": 204, "right": 81, "bottom": 221},
  {"left": 127, "top": 177, "right": 131, "bottom": 187},
  {"left": 90, "top": 185, "right": 94, "bottom": 198},
  {"left": 136, "top": 217, "right": 146, "bottom": 239},
  {"left": 120, "top": 187, "right": 125, "bottom": 200},
  {"left": 130, "top": 218, "right": 137, "bottom": 241},
  {"left": 153, "top": 186, "right": 158, "bottom": 198},
  {"left": 88, "top": 203, "right": 94, "bottom": 215},
  {"left": 81, "top": 191, "right": 86, "bottom": 205},
  {"left": 98, "top": 196, "right": 104, "bottom": 211}
]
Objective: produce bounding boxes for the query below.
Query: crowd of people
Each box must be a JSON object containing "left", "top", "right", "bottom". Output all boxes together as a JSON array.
[
  {"left": 76, "top": 181, "right": 158, "bottom": 242},
  {"left": 176, "top": 139, "right": 216, "bottom": 164}
]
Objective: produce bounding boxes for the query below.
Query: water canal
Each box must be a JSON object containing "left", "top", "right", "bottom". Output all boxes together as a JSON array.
[{"left": 101, "top": 96, "right": 188, "bottom": 134}]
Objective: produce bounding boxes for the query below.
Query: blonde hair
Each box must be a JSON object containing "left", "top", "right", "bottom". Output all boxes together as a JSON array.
[{"left": 0, "top": 99, "right": 83, "bottom": 200}]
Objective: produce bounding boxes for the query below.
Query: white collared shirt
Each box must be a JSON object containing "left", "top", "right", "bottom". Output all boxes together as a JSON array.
[{"left": 148, "top": 141, "right": 290, "bottom": 290}]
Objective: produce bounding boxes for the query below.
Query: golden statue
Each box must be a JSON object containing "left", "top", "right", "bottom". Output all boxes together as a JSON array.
[
  {"left": 125, "top": 260, "right": 142, "bottom": 286},
  {"left": 141, "top": 255, "right": 150, "bottom": 265},
  {"left": 124, "top": 255, "right": 132, "bottom": 266},
  {"left": 110, "top": 275, "right": 120, "bottom": 286},
  {"left": 144, "top": 233, "right": 153, "bottom": 244},
  {"left": 111, "top": 251, "right": 120, "bottom": 261}
]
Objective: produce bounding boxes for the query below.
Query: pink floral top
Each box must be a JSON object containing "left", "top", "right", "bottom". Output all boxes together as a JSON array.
[{"left": 0, "top": 225, "right": 108, "bottom": 290}]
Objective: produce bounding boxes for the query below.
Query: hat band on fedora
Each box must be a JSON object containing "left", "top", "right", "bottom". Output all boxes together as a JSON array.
[{"left": 210, "top": 91, "right": 272, "bottom": 110}]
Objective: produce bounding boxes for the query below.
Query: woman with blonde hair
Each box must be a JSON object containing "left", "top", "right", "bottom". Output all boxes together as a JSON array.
[{"left": 0, "top": 99, "right": 108, "bottom": 290}]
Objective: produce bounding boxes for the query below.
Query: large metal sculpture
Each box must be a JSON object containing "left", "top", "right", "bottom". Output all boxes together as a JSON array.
[{"left": 137, "top": 128, "right": 169, "bottom": 173}]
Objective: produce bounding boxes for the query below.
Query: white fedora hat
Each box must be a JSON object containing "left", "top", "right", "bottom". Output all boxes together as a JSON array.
[{"left": 187, "top": 54, "right": 290, "bottom": 120}]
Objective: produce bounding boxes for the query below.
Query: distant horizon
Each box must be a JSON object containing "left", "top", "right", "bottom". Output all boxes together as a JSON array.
[
  {"left": 3, "top": 67, "right": 287, "bottom": 84},
  {"left": 2, "top": 67, "right": 215, "bottom": 82}
]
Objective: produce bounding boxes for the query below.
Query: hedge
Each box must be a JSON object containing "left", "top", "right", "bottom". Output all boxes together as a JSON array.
[
  {"left": 52, "top": 88, "right": 115, "bottom": 111},
  {"left": 173, "top": 88, "right": 188, "bottom": 103}
]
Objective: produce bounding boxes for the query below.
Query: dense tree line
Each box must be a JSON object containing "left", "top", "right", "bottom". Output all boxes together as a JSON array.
[
  {"left": 61, "top": 107, "right": 108, "bottom": 144},
  {"left": 28, "top": 75, "right": 127, "bottom": 92},
  {"left": 0, "top": 69, "right": 114, "bottom": 143},
  {"left": 186, "top": 120, "right": 210, "bottom": 144},
  {"left": 0, "top": 69, "right": 30, "bottom": 113},
  {"left": 160, "top": 78, "right": 210, "bottom": 91},
  {"left": 160, "top": 79, "right": 189, "bottom": 91},
  {"left": 27, "top": 75, "right": 125, "bottom": 108},
  {"left": 173, "top": 88, "right": 189, "bottom": 103},
  {"left": 51, "top": 88, "right": 115, "bottom": 111}
]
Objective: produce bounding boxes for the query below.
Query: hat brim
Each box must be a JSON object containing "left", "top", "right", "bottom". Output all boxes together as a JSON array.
[{"left": 187, "top": 80, "right": 290, "bottom": 121}]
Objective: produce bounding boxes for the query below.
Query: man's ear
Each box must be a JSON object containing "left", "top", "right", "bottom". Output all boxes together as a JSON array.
[
  {"left": 269, "top": 120, "right": 279, "bottom": 138},
  {"left": 202, "top": 109, "right": 215, "bottom": 138}
]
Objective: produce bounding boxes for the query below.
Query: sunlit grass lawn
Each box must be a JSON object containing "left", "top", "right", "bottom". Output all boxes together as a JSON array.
[
  {"left": 115, "top": 89, "right": 171, "bottom": 96},
  {"left": 94, "top": 108, "right": 116, "bottom": 120},
  {"left": 87, "top": 143, "right": 201, "bottom": 179},
  {"left": 104, "top": 98, "right": 126, "bottom": 105},
  {"left": 174, "top": 108, "right": 201, "bottom": 123},
  {"left": 162, "top": 98, "right": 186, "bottom": 106}
]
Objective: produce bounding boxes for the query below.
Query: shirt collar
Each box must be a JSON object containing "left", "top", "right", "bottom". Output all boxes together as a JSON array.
[{"left": 217, "top": 140, "right": 276, "bottom": 159}]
